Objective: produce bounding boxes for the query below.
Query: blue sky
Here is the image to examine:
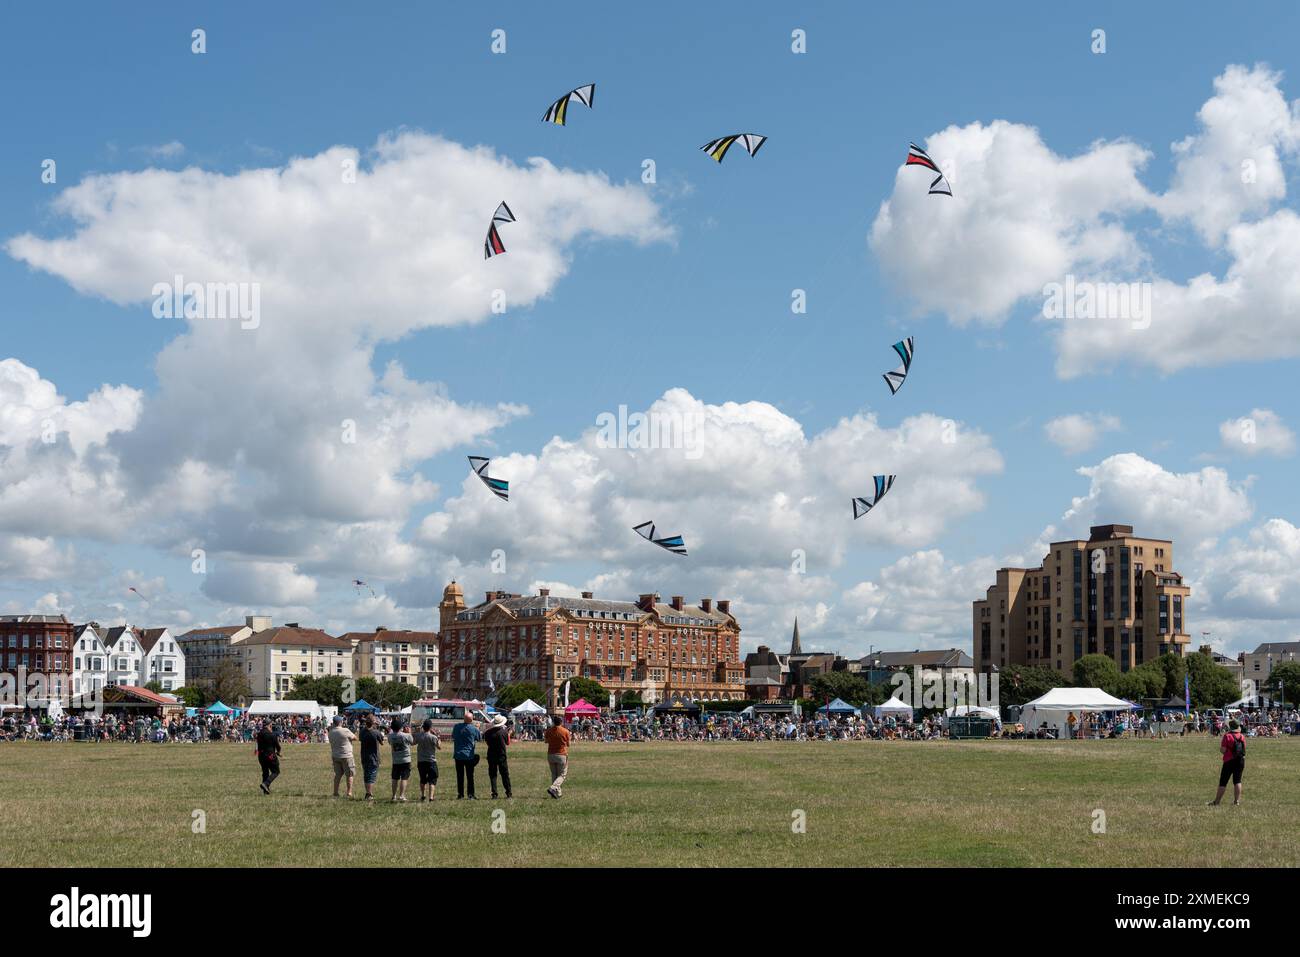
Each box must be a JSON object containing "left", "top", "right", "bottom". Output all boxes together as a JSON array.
[{"left": 3, "top": 1, "right": 1300, "bottom": 657}]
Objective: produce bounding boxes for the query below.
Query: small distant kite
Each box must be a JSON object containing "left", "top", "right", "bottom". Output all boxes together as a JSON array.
[
  {"left": 700, "top": 133, "right": 767, "bottom": 163},
  {"left": 352, "top": 579, "right": 376, "bottom": 598},
  {"left": 852, "top": 475, "right": 897, "bottom": 519},
  {"left": 127, "top": 586, "right": 149, "bottom": 605},
  {"left": 484, "top": 201, "right": 516, "bottom": 259},
  {"left": 468, "top": 455, "right": 509, "bottom": 501},
  {"left": 906, "top": 143, "right": 951, "bottom": 196},
  {"left": 542, "top": 83, "right": 596, "bottom": 125},
  {"left": 882, "top": 337, "right": 914, "bottom": 395},
  {"left": 633, "top": 521, "right": 688, "bottom": 556}
]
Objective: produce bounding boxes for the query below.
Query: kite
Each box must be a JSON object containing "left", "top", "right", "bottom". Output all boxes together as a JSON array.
[
  {"left": 882, "top": 337, "right": 914, "bottom": 395},
  {"left": 127, "top": 586, "right": 149, "bottom": 605},
  {"left": 352, "top": 579, "right": 376, "bottom": 598},
  {"left": 852, "top": 475, "right": 896, "bottom": 519},
  {"left": 484, "top": 201, "right": 516, "bottom": 259},
  {"left": 633, "top": 520, "right": 688, "bottom": 556},
  {"left": 542, "top": 83, "right": 595, "bottom": 125},
  {"left": 468, "top": 455, "right": 509, "bottom": 501},
  {"left": 906, "top": 143, "right": 951, "bottom": 196},
  {"left": 700, "top": 133, "right": 767, "bottom": 163}
]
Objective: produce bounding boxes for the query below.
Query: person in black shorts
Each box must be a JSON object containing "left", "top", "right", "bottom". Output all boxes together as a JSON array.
[
  {"left": 255, "top": 720, "right": 281, "bottom": 794},
  {"left": 1209, "top": 719, "right": 1246, "bottom": 806}
]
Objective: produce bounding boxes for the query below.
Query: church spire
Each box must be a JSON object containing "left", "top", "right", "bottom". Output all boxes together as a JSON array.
[{"left": 790, "top": 616, "right": 802, "bottom": 655}]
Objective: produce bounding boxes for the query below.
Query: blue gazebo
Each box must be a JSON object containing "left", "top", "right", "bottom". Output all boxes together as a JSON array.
[
  {"left": 818, "top": 697, "right": 859, "bottom": 715},
  {"left": 345, "top": 699, "right": 378, "bottom": 713},
  {"left": 206, "top": 701, "right": 232, "bottom": 715}
]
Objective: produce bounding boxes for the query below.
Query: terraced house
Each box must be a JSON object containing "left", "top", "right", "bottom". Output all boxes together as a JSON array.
[
  {"left": 438, "top": 582, "right": 744, "bottom": 709},
  {"left": 232, "top": 624, "right": 353, "bottom": 701},
  {"left": 343, "top": 627, "right": 439, "bottom": 696}
]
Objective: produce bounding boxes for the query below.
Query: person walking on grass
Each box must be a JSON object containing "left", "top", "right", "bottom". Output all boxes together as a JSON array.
[
  {"left": 452, "top": 710, "right": 482, "bottom": 799},
  {"left": 358, "top": 713, "right": 385, "bottom": 802},
  {"left": 1209, "top": 719, "right": 1247, "bottom": 806},
  {"left": 485, "top": 713, "right": 512, "bottom": 799},
  {"left": 415, "top": 718, "right": 440, "bottom": 801},
  {"left": 389, "top": 717, "right": 414, "bottom": 803},
  {"left": 256, "top": 719, "right": 281, "bottom": 794},
  {"left": 544, "top": 714, "right": 571, "bottom": 799},
  {"left": 328, "top": 715, "right": 357, "bottom": 798}
]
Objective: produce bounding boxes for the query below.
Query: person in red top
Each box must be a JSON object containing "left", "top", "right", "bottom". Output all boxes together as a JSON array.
[{"left": 1209, "top": 719, "right": 1246, "bottom": 806}]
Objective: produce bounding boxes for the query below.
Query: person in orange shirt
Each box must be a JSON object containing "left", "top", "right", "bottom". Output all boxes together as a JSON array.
[{"left": 544, "top": 715, "right": 572, "bottom": 799}]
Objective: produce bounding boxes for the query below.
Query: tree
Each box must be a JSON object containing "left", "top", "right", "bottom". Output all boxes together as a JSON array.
[
  {"left": 372, "top": 682, "right": 422, "bottom": 711},
  {"left": 1263, "top": 661, "right": 1300, "bottom": 707},
  {"left": 355, "top": 677, "right": 384, "bottom": 705},
  {"left": 1185, "top": 650, "right": 1239, "bottom": 708},
  {"left": 493, "top": 682, "right": 546, "bottom": 712},
  {"left": 1153, "top": 652, "right": 1187, "bottom": 699},
  {"left": 143, "top": 681, "right": 163, "bottom": 694},
  {"left": 999, "top": 664, "right": 1069, "bottom": 707},
  {"left": 565, "top": 677, "right": 608, "bottom": 707},
  {"left": 1116, "top": 663, "right": 1166, "bottom": 702},
  {"left": 619, "top": 689, "right": 644, "bottom": 708},
  {"left": 1073, "top": 654, "right": 1121, "bottom": 693},
  {"left": 809, "top": 671, "right": 873, "bottom": 706},
  {"left": 290, "top": 675, "right": 351, "bottom": 707},
  {"left": 171, "top": 685, "right": 203, "bottom": 707},
  {"left": 212, "top": 659, "right": 252, "bottom": 705}
]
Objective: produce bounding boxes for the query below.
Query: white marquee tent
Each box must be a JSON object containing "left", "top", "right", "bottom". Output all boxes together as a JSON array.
[
  {"left": 874, "top": 695, "right": 914, "bottom": 720},
  {"left": 247, "top": 700, "right": 323, "bottom": 719},
  {"left": 1018, "top": 687, "right": 1135, "bottom": 738},
  {"left": 510, "top": 699, "right": 548, "bottom": 715},
  {"left": 941, "top": 704, "right": 1000, "bottom": 729}
]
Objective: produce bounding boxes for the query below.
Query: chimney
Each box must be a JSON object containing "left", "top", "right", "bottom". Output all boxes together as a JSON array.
[
  {"left": 671, "top": 596, "right": 684, "bottom": 610},
  {"left": 538, "top": 588, "right": 550, "bottom": 597},
  {"left": 375, "top": 626, "right": 387, "bottom": 632},
  {"left": 485, "top": 591, "right": 496, "bottom": 603},
  {"left": 581, "top": 591, "right": 594, "bottom": 599},
  {"left": 717, "top": 600, "right": 730, "bottom": 615},
  {"left": 700, "top": 598, "right": 712, "bottom": 613},
  {"left": 638, "top": 593, "right": 659, "bottom": 611}
]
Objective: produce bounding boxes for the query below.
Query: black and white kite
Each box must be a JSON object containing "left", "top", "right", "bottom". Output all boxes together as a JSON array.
[
  {"left": 852, "top": 475, "right": 896, "bottom": 519},
  {"left": 468, "top": 455, "right": 509, "bottom": 501},
  {"left": 484, "top": 201, "right": 516, "bottom": 259},
  {"left": 633, "top": 521, "right": 687, "bottom": 556},
  {"left": 542, "top": 83, "right": 596, "bottom": 125},
  {"left": 882, "top": 337, "right": 914, "bottom": 395},
  {"left": 700, "top": 133, "right": 767, "bottom": 163},
  {"left": 906, "top": 143, "right": 951, "bottom": 196},
  {"left": 352, "top": 579, "right": 376, "bottom": 598}
]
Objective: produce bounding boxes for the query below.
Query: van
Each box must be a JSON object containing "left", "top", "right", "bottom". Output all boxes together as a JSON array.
[{"left": 408, "top": 699, "right": 489, "bottom": 739}]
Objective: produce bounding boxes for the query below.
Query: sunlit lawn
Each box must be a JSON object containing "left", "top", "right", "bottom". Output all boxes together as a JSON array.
[{"left": 1, "top": 737, "right": 1296, "bottom": 867}]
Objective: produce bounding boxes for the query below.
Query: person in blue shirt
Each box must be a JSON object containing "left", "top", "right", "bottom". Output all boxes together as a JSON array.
[{"left": 451, "top": 711, "right": 482, "bottom": 799}]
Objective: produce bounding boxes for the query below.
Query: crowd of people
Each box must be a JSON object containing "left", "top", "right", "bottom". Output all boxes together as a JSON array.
[{"left": 3, "top": 705, "right": 1296, "bottom": 747}]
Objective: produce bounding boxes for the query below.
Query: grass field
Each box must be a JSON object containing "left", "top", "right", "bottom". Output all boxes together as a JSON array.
[{"left": 1, "top": 737, "right": 1297, "bottom": 867}]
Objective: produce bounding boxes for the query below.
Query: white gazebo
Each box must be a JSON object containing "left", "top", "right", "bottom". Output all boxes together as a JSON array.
[
  {"left": 246, "top": 699, "right": 323, "bottom": 720},
  {"left": 1018, "top": 687, "right": 1134, "bottom": 738},
  {"left": 874, "top": 695, "right": 915, "bottom": 720},
  {"left": 510, "top": 698, "right": 547, "bottom": 716}
]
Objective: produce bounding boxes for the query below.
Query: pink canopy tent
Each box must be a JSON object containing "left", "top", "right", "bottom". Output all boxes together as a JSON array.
[{"left": 564, "top": 698, "right": 600, "bottom": 720}]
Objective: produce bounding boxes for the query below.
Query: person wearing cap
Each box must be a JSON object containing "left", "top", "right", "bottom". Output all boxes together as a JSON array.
[
  {"left": 484, "top": 713, "right": 512, "bottom": 800},
  {"left": 328, "top": 714, "right": 357, "bottom": 798}
]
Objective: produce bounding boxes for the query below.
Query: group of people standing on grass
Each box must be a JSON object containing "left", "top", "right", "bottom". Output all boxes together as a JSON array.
[{"left": 252, "top": 712, "right": 573, "bottom": 802}]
